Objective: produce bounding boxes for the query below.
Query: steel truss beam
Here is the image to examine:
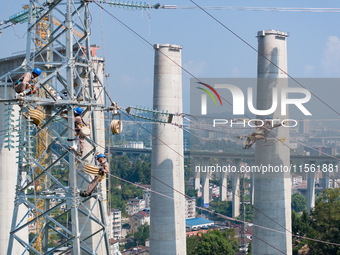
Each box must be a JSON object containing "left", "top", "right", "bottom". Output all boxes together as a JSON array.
[{"left": 4, "top": 1, "right": 110, "bottom": 254}]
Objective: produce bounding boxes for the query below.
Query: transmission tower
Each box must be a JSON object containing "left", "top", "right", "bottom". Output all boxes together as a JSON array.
[{"left": 0, "top": 0, "right": 111, "bottom": 254}]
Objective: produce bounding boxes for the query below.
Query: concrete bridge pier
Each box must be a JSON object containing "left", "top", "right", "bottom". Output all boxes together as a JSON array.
[
  {"left": 320, "top": 161, "right": 331, "bottom": 190},
  {"left": 201, "top": 157, "right": 210, "bottom": 208},
  {"left": 307, "top": 170, "right": 315, "bottom": 214},
  {"left": 193, "top": 157, "right": 201, "bottom": 191},
  {"left": 232, "top": 159, "right": 241, "bottom": 218},
  {"left": 219, "top": 158, "right": 228, "bottom": 202},
  {"left": 250, "top": 171, "right": 255, "bottom": 205}
]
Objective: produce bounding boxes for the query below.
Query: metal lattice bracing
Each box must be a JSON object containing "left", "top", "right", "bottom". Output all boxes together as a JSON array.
[
  {"left": 0, "top": 1, "right": 110, "bottom": 254},
  {"left": 239, "top": 171, "right": 246, "bottom": 254}
]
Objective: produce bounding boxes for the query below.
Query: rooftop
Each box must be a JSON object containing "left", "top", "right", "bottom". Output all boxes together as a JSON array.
[{"left": 186, "top": 218, "right": 214, "bottom": 227}]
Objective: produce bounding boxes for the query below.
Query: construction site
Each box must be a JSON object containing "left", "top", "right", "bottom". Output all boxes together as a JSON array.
[{"left": 1, "top": 1, "right": 340, "bottom": 255}]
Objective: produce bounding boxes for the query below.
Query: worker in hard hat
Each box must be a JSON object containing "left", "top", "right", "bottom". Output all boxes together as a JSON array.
[
  {"left": 243, "top": 117, "right": 281, "bottom": 149},
  {"left": 61, "top": 107, "right": 86, "bottom": 156},
  {"left": 80, "top": 154, "right": 109, "bottom": 197},
  {"left": 14, "top": 68, "right": 42, "bottom": 96}
]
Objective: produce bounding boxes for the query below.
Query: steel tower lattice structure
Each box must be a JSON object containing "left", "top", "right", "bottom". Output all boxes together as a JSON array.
[{"left": 0, "top": 0, "right": 111, "bottom": 254}]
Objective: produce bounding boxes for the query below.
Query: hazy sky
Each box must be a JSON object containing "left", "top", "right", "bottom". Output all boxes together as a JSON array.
[{"left": 1, "top": 0, "right": 340, "bottom": 114}]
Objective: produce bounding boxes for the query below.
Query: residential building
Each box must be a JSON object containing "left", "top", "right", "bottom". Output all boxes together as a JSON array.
[
  {"left": 110, "top": 238, "right": 122, "bottom": 255},
  {"left": 126, "top": 198, "right": 145, "bottom": 215},
  {"left": 145, "top": 238, "right": 149, "bottom": 247},
  {"left": 121, "top": 245, "right": 149, "bottom": 255},
  {"left": 127, "top": 141, "right": 144, "bottom": 149},
  {"left": 108, "top": 209, "right": 122, "bottom": 240},
  {"left": 143, "top": 191, "right": 151, "bottom": 208},
  {"left": 130, "top": 211, "right": 150, "bottom": 234},
  {"left": 185, "top": 197, "right": 196, "bottom": 219}
]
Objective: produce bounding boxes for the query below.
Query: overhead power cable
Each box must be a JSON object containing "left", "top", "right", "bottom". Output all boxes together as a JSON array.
[
  {"left": 64, "top": 3, "right": 340, "bottom": 245},
  {"left": 157, "top": 5, "right": 340, "bottom": 13},
  {"left": 19, "top": 2, "right": 337, "bottom": 248},
  {"left": 189, "top": 0, "right": 340, "bottom": 119},
  {"left": 36, "top": 104, "right": 340, "bottom": 249}
]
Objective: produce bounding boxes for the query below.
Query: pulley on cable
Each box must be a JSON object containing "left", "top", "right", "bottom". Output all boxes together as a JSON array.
[{"left": 110, "top": 102, "right": 123, "bottom": 135}]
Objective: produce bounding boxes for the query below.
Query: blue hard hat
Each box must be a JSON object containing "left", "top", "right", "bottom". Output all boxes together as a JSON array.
[
  {"left": 74, "top": 107, "right": 83, "bottom": 115},
  {"left": 266, "top": 117, "right": 272, "bottom": 119},
  {"left": 97, "top": 154, "right": 105, "bottom": 160},
  {"left": 33, "top": 68, "right": 42, "bottom": 76}
]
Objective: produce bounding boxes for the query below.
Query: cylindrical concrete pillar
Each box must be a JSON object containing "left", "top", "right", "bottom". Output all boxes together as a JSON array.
[
  {"left": 253, "top": 30, "right": 292, "bottom": 255},
  {"left": 150, "top": 44, "right": 186, "bottom": 255},
  {"left": 219, "top": 158, "right": 227, "bottom": 202},
  {"left": 193, "top": 157, "right": 201, "bottom": 191},
  {"left": 201, "top": 157, "right": 210, "bottom": 208},
  {"left": 307, "top": 171, "right": 315, "bottom": 213},
  {"left": 0, "top": 87, "right": 27, "bottom": 254},
  {"left": 320, "top": 162, "right": 330, "bottom": 190},
  {"left": 78, "top": 56, "right": 107, "bottom": 252},
  {"left": 232, "top": 159, "right": 240, "bottom": 218},
  {"left": 250, "top": 171, "right": 255, "bottom": 205}
]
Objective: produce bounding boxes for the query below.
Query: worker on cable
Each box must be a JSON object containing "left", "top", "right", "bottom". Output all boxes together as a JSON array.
[
  {"left": 14, "top": 68, "right": 42, "bottom": 96},
  {"left": 61, "top": 107, "right": 86, "bottom": 157},
  {"left": 243, "top": 117, "right": 281, "bottom": 149},
  {"left": 80, "top": 154, "right": 109, "bottom": 197}
]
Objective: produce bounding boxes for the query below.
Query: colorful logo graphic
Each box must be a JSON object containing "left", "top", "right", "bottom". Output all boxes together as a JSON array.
[{"left": 196, "top": 82, "right": 223, "bottom": 106}]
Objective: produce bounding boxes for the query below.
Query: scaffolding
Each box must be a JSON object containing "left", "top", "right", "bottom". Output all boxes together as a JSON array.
[{"left": 1, "top": 1, "right": 110, "bottom": 254}]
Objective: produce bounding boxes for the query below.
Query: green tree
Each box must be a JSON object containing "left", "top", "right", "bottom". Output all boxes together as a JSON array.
[
  {"left": 247, "top": 242, "right": 252, "bottom": 255},
  {"left": 187, "top": 229, "right": 238, "bottom": 255},
  {"left": 291, "top": 193, "right": 307, "bottom": 212},
  {"left": 236, "top": 204, "right": 253, "bottom": 223},
  {"left": 307, "top": 188, "right": 340, "bottom": 254},
  {"left": 209, "top": 199, "right": 232, "bottom": 218},
  {"left": 134, "top": 223, "right": 150, "bottom": 246},
  {"left": 292, "top": 209, "right": 310, "bottom": 237},
  {"left": 186, "top": 188, "right": 198, "bottom": 198}
]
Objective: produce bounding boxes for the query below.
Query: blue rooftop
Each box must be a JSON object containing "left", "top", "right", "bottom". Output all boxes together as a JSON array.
[{"left": 186, "top": 218, "right": 214, "bottom": 227}]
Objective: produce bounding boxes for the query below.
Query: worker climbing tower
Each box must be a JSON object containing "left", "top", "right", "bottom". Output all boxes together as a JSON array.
[{"left": 0, "top": 1, "right": 110, "bottom": 254}]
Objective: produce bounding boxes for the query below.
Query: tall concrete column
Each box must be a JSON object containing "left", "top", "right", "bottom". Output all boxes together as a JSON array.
[
  {"left": 307, "top": 171, "right": 315, "bottom": 213},
  {"left": 132, "top": 153, "right": 139, "bottom": 164},
  {"left": 0, "top": 87, "right": 27, "bottom": 254},
  {"left": 78, "top": 54, "right": 107, "bottom": 252},
  {"left": 150, "top": 44, "right": 186, "bottom": 255},
  {"left": 232, "top": 159, "right": 240, "bottom": 218},
  {"left": 201, "top": 157, "right": 210, "bottom": 208},
  {"left": 253, "top": 30, "right": 292, "bottom": 255},
  {"left": 250, "top": 171, "right": 255, "bottom": 205},
  {"left": 219, "top": 158, "right": 228, "bottom": 202},
  {"left": 193, "top": 157, "right": 201, "bottom": 191},
  {"left": 320, "top": 162, "right": 330, "bottom": 190}
]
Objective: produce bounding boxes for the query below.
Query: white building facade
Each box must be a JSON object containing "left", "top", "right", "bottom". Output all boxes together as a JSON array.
[{"left": 108, "top": 209, "right": 122, "bottom": 240}]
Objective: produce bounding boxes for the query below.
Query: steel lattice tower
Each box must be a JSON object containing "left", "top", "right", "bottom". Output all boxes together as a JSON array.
[{"left": 0, "top": 0, "right": 110, "bottom": 254}]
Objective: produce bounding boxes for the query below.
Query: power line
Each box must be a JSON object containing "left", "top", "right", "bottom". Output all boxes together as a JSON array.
[
  {"left": 81, "top": 4, "right": 340, "bottom": 246},
  {"left": 17, "top": 2, "right": 338, "bottom": 249},
  {"left": 38, "top": 106, "right": 340, "bottom": 249},
  {"left": 156, "top": 5, "right": 340, "bottom": 13},
  {"left": 189, "top": 0, "right": 340, "bottom": 120}
]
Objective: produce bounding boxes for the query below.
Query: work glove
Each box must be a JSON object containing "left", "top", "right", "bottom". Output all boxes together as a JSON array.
[{"left": 30, "top": 85, "right": 37, "bottom": 94}]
